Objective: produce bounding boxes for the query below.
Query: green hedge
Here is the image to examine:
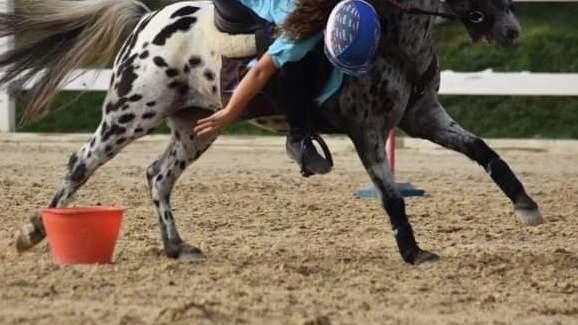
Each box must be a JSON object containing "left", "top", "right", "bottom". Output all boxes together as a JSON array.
[{"left": 14, "top": 3, "right": 578, "bottom": 138}]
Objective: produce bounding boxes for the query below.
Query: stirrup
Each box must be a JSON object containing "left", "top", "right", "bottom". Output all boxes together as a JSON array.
[{"left": 299, "top": 133, "right": 334, "bottom": 178}]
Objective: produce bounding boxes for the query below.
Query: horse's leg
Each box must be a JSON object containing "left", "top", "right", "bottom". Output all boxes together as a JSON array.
[
  {"left": 400, "top": 99, "right": 543, "bottom": 225},
  {"left": 146, "top": 108, "right": 217, "bottom": 260},
  {"left": 349, "top": 127, "right": 440, "bottom": 264},
  {"left": 15, "top": 2, "right": 207, "bottom": 252},
  {"left": 16, "top": 96, "right": 170, "bottom": 252}
]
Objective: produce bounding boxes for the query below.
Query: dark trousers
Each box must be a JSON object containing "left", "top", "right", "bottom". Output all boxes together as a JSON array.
[{"left": 278, "top": 51, "right": 320, "bottom": 133}]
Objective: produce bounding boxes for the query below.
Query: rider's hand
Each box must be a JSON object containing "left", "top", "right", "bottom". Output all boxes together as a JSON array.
[{"left": 194, "top": 108, "right": 238, "bottom": 137}]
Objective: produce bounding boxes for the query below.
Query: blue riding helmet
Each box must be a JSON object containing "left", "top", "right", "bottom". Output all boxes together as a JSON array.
[{"left": 324, "top": 0, "right": 381, "bottom": 76}]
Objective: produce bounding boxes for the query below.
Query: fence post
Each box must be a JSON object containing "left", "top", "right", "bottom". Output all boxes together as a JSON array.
[{"left": 0, "top": 0, "right": 15, "bottom": 133}]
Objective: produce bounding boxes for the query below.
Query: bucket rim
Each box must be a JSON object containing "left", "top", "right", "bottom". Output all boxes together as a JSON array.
[{"left": 41, "top": 206, "right": 126, "bottom": 215}]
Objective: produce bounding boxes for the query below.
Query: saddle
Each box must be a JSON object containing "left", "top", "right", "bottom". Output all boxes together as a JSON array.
[{"left": 213, "top": 0, "right": 275, "bottom": 56}]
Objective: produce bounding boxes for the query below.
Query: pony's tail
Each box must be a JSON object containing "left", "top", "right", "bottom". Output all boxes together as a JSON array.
[{"left": 0, "top": 0, "right": 150, "bottom": 123}]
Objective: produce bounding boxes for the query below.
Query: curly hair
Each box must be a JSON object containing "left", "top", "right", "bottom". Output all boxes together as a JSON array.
[{"left": 281, "top": 0, "right": 341, "bottom": 41}]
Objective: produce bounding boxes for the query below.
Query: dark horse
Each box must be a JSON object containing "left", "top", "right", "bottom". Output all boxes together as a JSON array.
[{"left": 2, "top": 0, "right": 542, "bottom": 265}]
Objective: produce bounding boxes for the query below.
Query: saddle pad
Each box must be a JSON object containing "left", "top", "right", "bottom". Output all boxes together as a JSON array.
[{"left": 198, "top": 4, "right": 258, "bottom": 58}]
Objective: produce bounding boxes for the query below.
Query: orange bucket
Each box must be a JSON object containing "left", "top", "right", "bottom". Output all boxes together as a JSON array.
[{"left": 41, "top": 206, "right": 125, "bottom": 265}]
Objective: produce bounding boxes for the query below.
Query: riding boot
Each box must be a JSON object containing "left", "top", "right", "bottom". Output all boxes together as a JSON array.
[
  {"left": 279, "top": 52, "right": 332, "bottom": 176},
  {"left": 285, "top": 126, "right": 332, "bottom": 176}
]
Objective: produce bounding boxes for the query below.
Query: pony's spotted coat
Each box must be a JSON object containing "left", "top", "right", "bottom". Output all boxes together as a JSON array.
[{"left": 4, "top": 0, "right": 542, "bottom": 264}]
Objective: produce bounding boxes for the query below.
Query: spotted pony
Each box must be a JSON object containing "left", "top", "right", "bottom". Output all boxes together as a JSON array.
[{"left": 3, "top": 0, "right": 542, "bottom": 265}]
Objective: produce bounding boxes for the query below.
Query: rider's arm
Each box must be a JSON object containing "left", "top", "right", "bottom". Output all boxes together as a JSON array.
[
  {"left": 194, "top": 34, "right": 321, "bottom": 136},
  {"left": 194, "top": 53, "right": 277, "bottom": 136},
  {"left": 224, "top": 53, "right": 278, "bottom": 116}
]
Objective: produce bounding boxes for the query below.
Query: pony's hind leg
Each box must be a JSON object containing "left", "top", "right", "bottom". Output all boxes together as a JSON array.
[
  {"left": 16, "top": 97, "right": 168, "bottom": 252},
  {"left": 349, "top": 126, "right": 440, "bottom": 265},
  {"left": 16, "top": 123, "right": 118, "bottom": 252},
  {"left": 146, "top": 108, "right": 217, "bottom": 260},
  {"left": 14, "top": 0, "right": 198, "bottom": 253},
  {"left": 400, "top": 100, "right": 543, "bottom": 226}
]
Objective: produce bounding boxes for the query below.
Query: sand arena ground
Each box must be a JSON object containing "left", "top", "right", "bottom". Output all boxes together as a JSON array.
[{"left": 0, "top": 134, "right": 577, "bottom": 325}]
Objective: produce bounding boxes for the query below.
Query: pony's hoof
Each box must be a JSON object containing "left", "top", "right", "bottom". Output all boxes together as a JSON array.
[
  {"left": 413, "top": 250, "right": 440, "bottom": 265},
  {"left": 15, "top": 224, "right": 39, "bottom": 253},
  {"left": 515, "top": 208, "right": 544, "bottom": 226},
  {"left": 176, "top": 243, "right": 205, "bottom": 261}
]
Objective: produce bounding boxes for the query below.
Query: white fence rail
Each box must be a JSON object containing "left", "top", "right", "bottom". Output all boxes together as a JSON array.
[
  {"left": 12, "top": 68, "right": 578, "bottom": 97},
  {"left": 1, "top": 0, "right": 577, "bottom": 132}
]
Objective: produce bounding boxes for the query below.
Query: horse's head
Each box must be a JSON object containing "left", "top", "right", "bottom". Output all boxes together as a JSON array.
[{"left": 444, "top": 0, "right": 520, "bottom": 46}]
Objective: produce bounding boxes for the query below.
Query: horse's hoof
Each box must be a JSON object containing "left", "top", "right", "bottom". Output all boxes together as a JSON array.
[
  {"left": 515, "top": 208, "right": 544, "bottom": 226},
  {"left": 172, "top": 243, "right": 204, "bottom": 261},
  {"left": 15, "top": 224, "right": 40, "bottom": 253},
  {"left": 413, "top": 250, "right": 440, "bottom": 265}
]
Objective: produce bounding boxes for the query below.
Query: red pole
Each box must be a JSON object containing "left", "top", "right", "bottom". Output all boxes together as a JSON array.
[{"left": 386, "top": 129, "right": 395, "bottom": 177}]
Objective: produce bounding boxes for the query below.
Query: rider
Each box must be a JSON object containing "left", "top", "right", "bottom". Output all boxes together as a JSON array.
[{"left": 195, "top": 0, "right": 381, "bottom": 176}]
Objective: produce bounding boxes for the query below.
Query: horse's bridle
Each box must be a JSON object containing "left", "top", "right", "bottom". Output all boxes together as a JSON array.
[
  {"left": 383, "top": 0, "right": 458, "bottom": 19},
  {"left": 383, "top": 0, "right": 496, "bottom": 37}
]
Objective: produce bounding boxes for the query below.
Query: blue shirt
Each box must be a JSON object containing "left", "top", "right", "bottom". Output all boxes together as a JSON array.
[{"left": 237, "top": 0, "right": 343, "bottom": 104}]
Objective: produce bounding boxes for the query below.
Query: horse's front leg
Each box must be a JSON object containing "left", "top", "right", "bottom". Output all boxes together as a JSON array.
[
  {"left": 349, "top": 127, "right": 439, "bottom": 264},
  {"left": 400, "top": 99, "right": 543, "bottom": 226}
]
